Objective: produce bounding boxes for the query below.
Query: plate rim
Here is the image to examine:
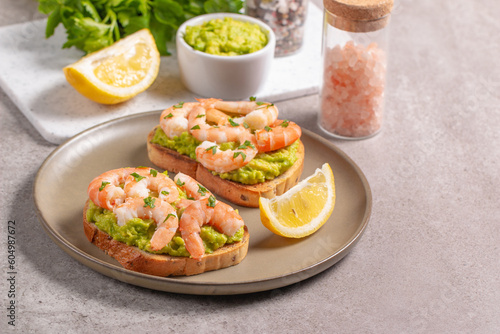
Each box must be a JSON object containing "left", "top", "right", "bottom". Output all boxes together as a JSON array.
[{"left": 33, "top": 110, "right": 372, "bottom": 295}]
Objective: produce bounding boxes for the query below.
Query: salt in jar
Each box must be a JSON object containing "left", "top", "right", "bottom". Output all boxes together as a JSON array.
[{"left": 319, "top": 0, "right": 393, "bottom": 139}]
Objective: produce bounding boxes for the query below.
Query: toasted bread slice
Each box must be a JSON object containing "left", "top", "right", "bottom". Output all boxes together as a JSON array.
[
  {"left": 147, "top": 127, "right": 305, "bottom": 207},
  {"left": 83, "top": 200, "right": 249, "bottom": 277}
]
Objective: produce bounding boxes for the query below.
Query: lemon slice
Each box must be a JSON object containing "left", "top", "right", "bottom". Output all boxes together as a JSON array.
[
  {"left": 259, "top": 163, "right": 336, "bottom": 238},
  {"left": 63, "top": 29, "right": 160, "bottom": 105}
]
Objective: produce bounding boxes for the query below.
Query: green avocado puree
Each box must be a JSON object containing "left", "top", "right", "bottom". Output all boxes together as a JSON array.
[
  {"left": 152, "top": 130, "right": 201, "bottom": 160},
  {"left": 151, "top": 127, "right": 299, "bottom": 184},
  {"left": 86, "top": 200, "right": 243, "bottom": 257},
  {"left": 184, "top": 17, "right": 268, "bottom": 56}
]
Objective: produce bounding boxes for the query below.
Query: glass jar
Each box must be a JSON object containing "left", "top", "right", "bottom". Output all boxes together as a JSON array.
[
  {"left": 246, "top": 0, "right": 309, "bottom": 57},
  {"left": 319, "top": 0, "right": 393, "bottom": 139}
]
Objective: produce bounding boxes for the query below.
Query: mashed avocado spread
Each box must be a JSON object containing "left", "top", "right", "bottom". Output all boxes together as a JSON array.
[
  {"left": 184, "top": 17, "right": 268, "bottom": 56},
  {"left": 151, "top": 127, "right": 299, "bottom": 185},
  {"left": 86, "top": 200, "right": 243, "bottom": 257}
]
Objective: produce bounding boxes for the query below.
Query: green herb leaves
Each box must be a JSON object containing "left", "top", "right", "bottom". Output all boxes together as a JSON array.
[
  {"left": 207, "top": 195, "right": 217, "bottom": 208},
  {"left": 99, "top": 181, "right": 110, "bottom": 191},
  {"left": 131, "top": 172, "right": 145, "bottom": 182},
  {"left": 233, "top": 151, "right": 246, "bottom": 161},
  {"left": 163, "top": 213, "right": 177, "bottom": 222},
  {"left": 173, "top": 101, "right": 185, "bottom": 109},
  {"left": 143, "top": 196, "right": 156, "bottom": 208},
  {"left": 38, "top": 0, "right": 244, "bottom": 55},
  {"left": 206, "top": 145, "right": 217, "bottom": 154},
  {"left": 197, "top": 184, "right": 208, "bottom": 196},
  {"left": 237, "top": 140, "right": 255, "bottom": 149}
]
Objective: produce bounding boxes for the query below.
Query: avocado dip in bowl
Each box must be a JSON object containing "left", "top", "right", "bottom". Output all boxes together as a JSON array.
[{"left": 176, "top": 13, "right": 276, "bottom": 100}]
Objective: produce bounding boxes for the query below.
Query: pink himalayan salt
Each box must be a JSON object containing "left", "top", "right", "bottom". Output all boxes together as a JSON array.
[{"left": 320, "top": 41, "right": 387, "bottom": 138}]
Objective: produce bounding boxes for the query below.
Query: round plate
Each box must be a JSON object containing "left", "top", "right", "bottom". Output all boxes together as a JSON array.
[{"left": 34, "top": 111, "right": 372, "bottom": 295}]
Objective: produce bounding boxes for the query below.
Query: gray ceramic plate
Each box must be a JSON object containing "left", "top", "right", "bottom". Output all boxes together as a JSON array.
[{"left": 34, "top": 110, "right": 371, "bottom": 295}]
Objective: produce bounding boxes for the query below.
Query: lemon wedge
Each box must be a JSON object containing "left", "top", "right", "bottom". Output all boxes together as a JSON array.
[
  {"left": 259, "top": 163, "right": 336, "bottom": 238},
  {"left": 63, "top": 29, "right": 160, "bottom": 105}
]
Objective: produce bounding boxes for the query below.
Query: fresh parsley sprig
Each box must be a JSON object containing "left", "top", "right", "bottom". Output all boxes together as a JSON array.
[{"left": 37, "top": 0, "right": 244, "bottom": 55}]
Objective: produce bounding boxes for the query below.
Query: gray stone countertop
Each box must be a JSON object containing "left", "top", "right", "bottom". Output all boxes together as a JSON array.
[{"left": 1, "top": 0, "right": 499, "bottom": 333}]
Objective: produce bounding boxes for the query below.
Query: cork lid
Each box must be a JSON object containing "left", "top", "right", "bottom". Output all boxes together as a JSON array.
[{"left": 323, "top": 0, "right": 394, "bottom": 32}]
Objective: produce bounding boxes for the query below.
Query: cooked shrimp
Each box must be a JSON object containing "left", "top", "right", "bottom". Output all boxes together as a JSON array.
[
  {"left": 196, "top": 98, "right": 221, "bottom": 108},
  {"left": 214, "top": 100, "right": 262, "bottom": 114},
  {"left": 205, "top": 107, "right": 230, "bottom": 125},
  {"left": 211, "top": 200, "right": 244, "bottom": 236},
  {"left": 172, "top": 172, "right": 213, "bottom": 210},
  {"left": 179, "top": 197, "right": 244, "bottom": 260},
  {"left": 195, "top": 133, "right": 258, "bottom": 173},
  {"left": 160, "top": 102, "right": 200, "bottom": 138},
  {"left": 187, "top": 104, "right": 249, "bottom": 144},
  {"left": 87, "top": 167, "right": 138, "bottom": 210},
  {"left": 123, "top": 167, "right": 179, "bottom": 203},
  {"left": 178, "top": 199, "right": 214, "bottom": 260},
  {"left": 254, "top": 120, "right": 302, "bottom": 152},
  {"left": 174, "top": 172, "right": 213, "bottom": 200},
  {"left": 113, "top": 197, "right": 178, "bottom": 251},
  {"left": 175, "top": 198, "right": 197, "bottom": 211},
  {"left": 214, "top": 100, "right": 279, "bottom": 130}
]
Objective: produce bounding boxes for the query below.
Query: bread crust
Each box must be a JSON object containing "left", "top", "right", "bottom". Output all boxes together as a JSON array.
[
  {"left": 147, "top": 127, "right": 305, "bottom": 207},
  {"left": 147, "top": 129, "right": 198, "bottom": 179},
  {"left": 83, "top": 200, "right": 249, "bottom": 277}
]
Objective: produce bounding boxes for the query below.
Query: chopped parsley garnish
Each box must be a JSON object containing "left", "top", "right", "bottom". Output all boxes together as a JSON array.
[
  {"left": 143, "top": 196, "right": 156, "bottom": 208},
  {"left": 281, "top": 120, "right": 290, "bottom": 128},
  {"left": 249, "top": 96, "right": 256, "bottom": 101},
  {"left": 99, "top": 181, "right": 109, "bottom": 191},
  {"left": 161, "top": 190, "right": 169, "bottom": 196},
  {"left": 163, "top": 213, "right": 176, "bottom": 222},
  {"left": 207, "top": 195, "right": 217, "bottom": 208},
  {"left": 242, "top": 122, "right": 250, "bottom": 129},
  {"left": 173, "top": 101, "right": 185, "bottom": 109},
  {"left": 164, "top": 113, "right": 173, "bottom": 119},
  {"left": 176, "top": 179, "right": 185, "bottom": 187},
  {"left": 131, "top": 172, "right": 145, "bottom": 182},
  {"left": 195, "top": 114, "right": 206, "bottom": 118},
  {"left": 228, "top": 118, "right": 239, "bottom": 127},
  {"left": 206, "top": 145, "right": 217, "bottom": 154},
  {"left": 264, "top": 126, "right": 272, "bottom": 132},
  {"left": 237, "top": 140, "right": 255, "bottom": 149},
  {"left": 198, "top": 184, "right": 208, "bottom": 196},
  {"left": 233, "top": 151, "right": 247, "bottom": 161},
  {"left": 256, "top": 102, "right": 274, "bottom": 110},
  {"left": 150, "top": 169, "right": 158, "bottom": 177},
  {"left": 191, "top": 125, "right": 200, "bottom": 130}
]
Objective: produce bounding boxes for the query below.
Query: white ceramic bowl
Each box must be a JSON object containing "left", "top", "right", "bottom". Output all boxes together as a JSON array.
[{"left": 176, "top": 13, "right": 276, "bottom": 100}]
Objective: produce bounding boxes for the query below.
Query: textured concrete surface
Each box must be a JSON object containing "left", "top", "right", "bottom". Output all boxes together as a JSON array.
[{"left": 1, "top": 0, "right": 499, "bottom": 333}]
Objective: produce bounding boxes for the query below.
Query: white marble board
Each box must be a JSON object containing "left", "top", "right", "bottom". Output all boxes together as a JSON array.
[{"left": 0, "top": 3, "right": 322, "bottom": 144}]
